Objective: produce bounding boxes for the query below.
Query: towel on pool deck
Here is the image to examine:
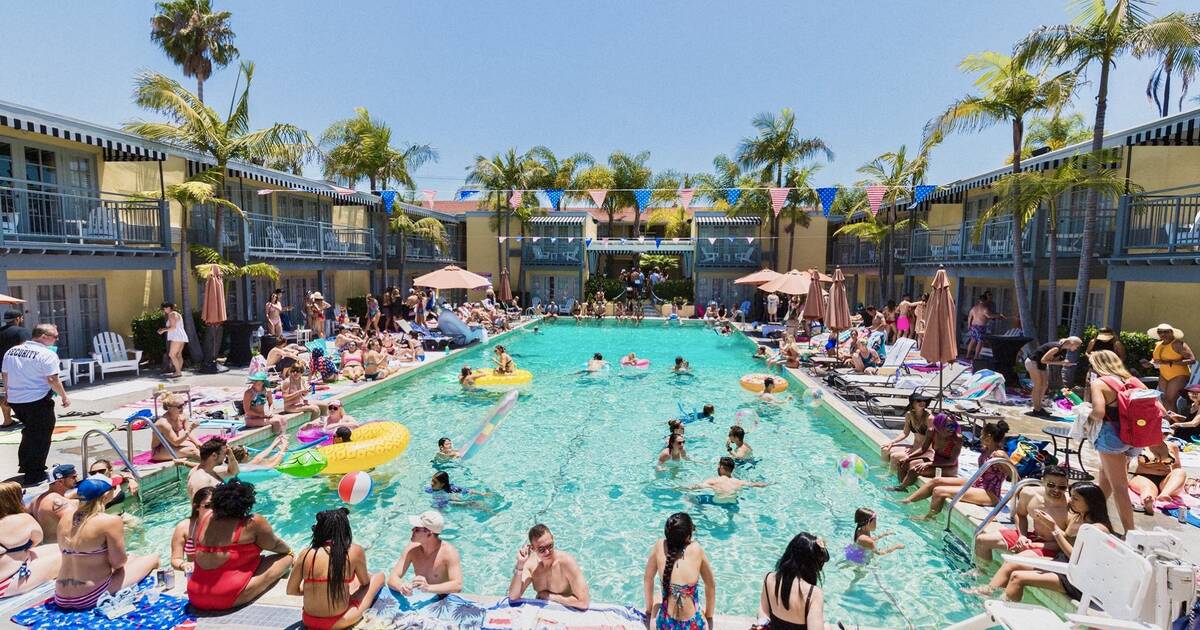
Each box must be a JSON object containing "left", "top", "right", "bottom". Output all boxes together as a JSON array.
[
  {"left": 482, "top": 598, "right": 646, "bottom": 630},
  {"left": 11, "top": 577, "right": 193, "bottom": 629},
  {"left": 366, "top": 590, "right": 486, "bottom": 630}
]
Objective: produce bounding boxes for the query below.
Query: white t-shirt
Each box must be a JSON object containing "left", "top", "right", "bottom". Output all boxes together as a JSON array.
[
  {"left": 767, "top": 294, "right": 780, "bottom": 313},
  {"left": 2, "top": 341, "right": 59, "bottom": 404}
]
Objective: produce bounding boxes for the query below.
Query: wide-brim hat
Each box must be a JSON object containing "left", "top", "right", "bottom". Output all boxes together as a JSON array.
[
  {"left": 248, "top": 372, "right": 270, "bottom": 382},
  {"left": 1148, "top": 324, "right": 1184, "bottom": 340},
  {"left": 1095, "top": 328, "right": 1116, "bottom": 342},
  {"left": 310, "top": 292, "right": 326, "bottom": 301}
]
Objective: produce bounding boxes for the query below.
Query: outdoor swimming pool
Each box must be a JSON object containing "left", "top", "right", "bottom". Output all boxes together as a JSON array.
[{"left": 127, "top": 321, "right": 977, "bottom": 627}]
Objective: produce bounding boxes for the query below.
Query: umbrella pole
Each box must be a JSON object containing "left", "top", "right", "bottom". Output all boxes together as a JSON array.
[{"left": 937, "top": 362, "right": 945, "bottom": 411}]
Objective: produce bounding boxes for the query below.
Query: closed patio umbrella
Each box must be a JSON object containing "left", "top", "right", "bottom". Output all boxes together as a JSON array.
[
  {"left": 0, "top": 294, "right": 25, "bottom": 306},
  {"left": 800, "top": 269, "right": 826, "bottom": 321},
  {"left": 920, "top": 267, "right": 958, "bottom": 407},
  {"left": 825, "top": 268, "right": 852, "bottom": 332},
  {"left": 497, "top": 268, "right": 513, "bottom": 302},
  {"left": 201, "top": 266, "right": 228, "bottom": 372},
  {"left": 412, "top": 265, "right": 492, "bottom": 291},
  {"left": 733, "top": 268, "right": 782, "bottom": 286}
]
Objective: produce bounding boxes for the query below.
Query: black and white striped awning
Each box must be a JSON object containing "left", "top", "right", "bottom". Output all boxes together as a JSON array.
[
  {"left": 186, "top": 159, "right": 380, "bottom": 207},
  {"left": 0, "top": 109, "right": 166, "bottom": 162},
  {"left": 693, "top": 216, "right": 761, "bottom": 225},
  {"left": 529, "top": 215, "right": 586, "bottom": 225}
]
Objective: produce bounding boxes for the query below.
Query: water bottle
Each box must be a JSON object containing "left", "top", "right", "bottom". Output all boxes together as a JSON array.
[{"left": 1062, "top": 389, "right": 1084, "bottom": 405}]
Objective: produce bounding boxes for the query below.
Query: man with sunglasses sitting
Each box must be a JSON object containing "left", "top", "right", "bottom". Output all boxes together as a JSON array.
[
  {"left": 88, "top": 459, "right": 140, "bottom": 510},
  {"left": 507, "top": 523, "right": 590, "bottom": 609},
  {"left": 973, "top": 465, "right": 1071, "bottom": 565},
  {"left": 387, "top": 510, "right": 462, "bottom": 609}
]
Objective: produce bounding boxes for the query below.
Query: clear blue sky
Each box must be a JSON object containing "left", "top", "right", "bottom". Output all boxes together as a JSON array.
[{"left": 2, "top": 1, "right": 1195, "bottom": 195}]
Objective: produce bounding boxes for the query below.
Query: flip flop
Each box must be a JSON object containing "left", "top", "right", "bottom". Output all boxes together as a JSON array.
[
  {"left": 79, "top": 411, "right": 101, "bottom": 417},
  {"left": 60, "top": 411, "right": 82, "bottom": 418}
]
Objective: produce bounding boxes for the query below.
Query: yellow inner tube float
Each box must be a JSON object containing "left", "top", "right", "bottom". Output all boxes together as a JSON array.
[
  {"left": 317, "top": 421, "right": 411, "bottom": 475},
  {"left": 740, "top": 373, "right": 789, "bottom": 393},
  {"left": 473, "top": 368, "right": 533, "bottom": 387}
]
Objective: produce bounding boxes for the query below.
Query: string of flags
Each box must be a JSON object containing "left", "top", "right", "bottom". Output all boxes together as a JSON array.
[
  {"left": 493, "top": 236, "right": 763, "bottom": 248},
  {"left": 379, "top": 184, "right": 941, "bottom": 217}
]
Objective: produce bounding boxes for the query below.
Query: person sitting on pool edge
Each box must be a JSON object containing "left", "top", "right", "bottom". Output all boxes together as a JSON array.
[
  {"left": 691, "top": 457, "right": 768, "bottom": 502},
  {"left": 286, "top": 508, "right": 383, "bottom": 630},
  {"left": 387, "top": 510, "right": 462, "bottom": 606},
  {"left": 508, "top": 523, "right": 590, "bottom": 609},
  {"left": 973, "top": 466, "right": 1070, "bottom": 565},
  {"left": 726, "top": 426, "right": 752, "bottom": 461}
]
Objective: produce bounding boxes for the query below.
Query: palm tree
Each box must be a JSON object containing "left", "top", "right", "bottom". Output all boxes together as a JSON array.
[
  {"left": 736, "top": 109, "right": 833, "bottom": 268},
  {"left": 978, "top": 158, "right": 1141, "bottom": 337},
  {"left": 834, "top": 200, "right": 925, "bottom": 296},
  {"left": 390, "top": 210, "right": 447, "bottom": 299},
  {"left": 125, "top": 62, "right": 312, "bottom": 255},
  {"left": 1017, "top": 0, "right": 1191, "bottom": 339},
  {"left": 574, "top": 163, "right": 617, "bottom": 272},
  {"left": 1009, "top": 112, "right": 1092, "bottom": 163},
  {"left": 321, "top": 108, "right": 437, "bottom": 192},
  {"left": 925, "top": 51, "right": 1076, "bottom": 343},
  {"left": 465, "top": 149, "right": 545, "bottom": 273},
  {"left": 529, "top": 147, "right": 594, "bottom": 210},
  {"left": 149, "top": 0, "right": 238, "bottom": 104},
  {"left": 607, "top": 151, "right": 654, "bottom": 237},
  {"left": 694, "top": 155, "right": 743, "bottom": 209},
  {"left": 1136, "top": 12, "right": 1200, "bottom": 117},
  {"left": 855, "top": 146, "right": 930, "bottom": 300}
]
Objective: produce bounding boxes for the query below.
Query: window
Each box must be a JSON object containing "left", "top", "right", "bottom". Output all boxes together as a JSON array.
[
  {"left": 530, "top": 273, "right": 579, "bottom": 309},
  {"left": 1057, "top": 289, "right": 1104, "bottom": 331}
]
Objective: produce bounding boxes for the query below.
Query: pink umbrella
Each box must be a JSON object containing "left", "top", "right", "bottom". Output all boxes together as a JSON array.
[
  {"left": 412, "top": 265, "right": 492, "bottom": 291},
  {"left": 497, "top": 268, "right": 514, "bottom": 302},
  {"left": 799, "top": 269, "right": 826, "bottom": 321},
  {"left": 0, "top": 293, "right": 25, "bottom": 306},
  {"left": 757, "top": 269, "right": 831, "bottom": 295},
  {"left": 201, "top": 267, "right": 227, "bottom": 325},
  {"left": 825, "top": 268, "right": 852, "bottom": 332},
  {"left": 733, "top": 268, "right": 782, "bottom": 286}
]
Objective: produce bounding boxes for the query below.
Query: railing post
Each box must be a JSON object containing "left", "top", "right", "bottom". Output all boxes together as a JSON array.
[
  {"left": 1171, "top": 196, "right": 1182, "bottom": 253},
  {"left": 958, "top": 223, "right": 967, "bottom": 260},
  {"left": 1112, "top": 195, "right": 1130, "bottom": 258},
  {"left": 241, "top": 214, "right": 252, "bottom": 256},
  {"left": 159, "top": 199, "right": 171, "bottom": 249}
]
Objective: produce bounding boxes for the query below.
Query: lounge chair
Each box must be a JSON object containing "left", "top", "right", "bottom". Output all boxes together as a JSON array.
[
  {"left": 91, "top": 332, "right": 143, "bottom": 379},
  {"left": 266, "top": 225, "right": 299, "bottom": 250},
  {"left": 1165, "top": 211, "right": 1200, "bottom": 247},
  {"left": 397, "top": 319, "right": 452, "bottom": 351},
  {"left": 734, "top": 246, "right": 754, "bottom": 263},
  {"left": 699, "top": 248, "right": 719, "bottom": 264},
  {"left": 848, "top": 362, "right": 970, "bottom": 402},
  {"left": 946, "top": 524, "right": 1156, "bottom": 630},
  {"left": 826, "top": 337, "right": 917, "bottom": 389},
  {"left": 862, "top": 368, "right": 1004, "bottom": 418}
]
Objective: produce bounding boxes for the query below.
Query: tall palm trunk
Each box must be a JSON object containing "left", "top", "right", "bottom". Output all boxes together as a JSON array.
[
  {"left": 606, "top": 215, "right": 616, "bottom": 275},
  {"left": 1162, "top": 62, "right": 1173, "bottom": 117},
  {"left": 1010, "top": 118, "right": 1038, "bottom": 345},
  {"left": 786, "top": 219, "right": 795, "bottom": 270},
  {"left": 494, "top": 199, "right": 504, "bottom": 274},
  {"left": 179, "top": 206, "right": 203, "bottom": 362},
  {"left": 772, "top": 164, "right": 783, "bottom": 269},
  {"left": 398, "top": 230, "right": 408, "bottom": 294},
  {"left": 197, "top": 78, "right": 204, "bottom": 105},
  {"left": 1068, "top": 60, "right": 1111, "bottom": 342},
  {"left": 1046, "top": 208, "right": 1058, "bottom": 338}
]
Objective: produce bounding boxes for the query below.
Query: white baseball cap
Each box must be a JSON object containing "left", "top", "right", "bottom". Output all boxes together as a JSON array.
[{"left": 408, "top": 510, "right": 445, "bottom": 534}]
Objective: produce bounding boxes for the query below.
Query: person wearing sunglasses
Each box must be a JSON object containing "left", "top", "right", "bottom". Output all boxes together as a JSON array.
[
  {"left": 507, "top": 524, "right": 589, "bottom": 609},
  {"left": 87, "top": 459, "right": 139, "bottom": 509},
  {"left": 657, "top": 434, "right": 689, "bottom": 469},
  {"left": 151, "top": 393, "right": 202, "bottom": 462},
  {"left": 972, "top": 466, "right": 1071, "bottom": 565},
  {"left": 387, "top": 510, "right": 462, "bottom": 607}
]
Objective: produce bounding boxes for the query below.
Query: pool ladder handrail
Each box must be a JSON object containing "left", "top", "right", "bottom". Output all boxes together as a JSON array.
[
  {"left": 80, "top": 415, "right": 183, "bottom": 483},
  {"left": 941, "top": 457, "right": 1019, "bottom": 533}
]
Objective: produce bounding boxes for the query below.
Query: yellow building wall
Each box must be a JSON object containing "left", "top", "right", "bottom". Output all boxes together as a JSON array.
[
  {"left": 464, "top": 214, "right": 502, "bottom": 296},
  {"left": 100, "top": 156, "right": 190, "bottom": 228},
  {"left": 1125, "top": 146, "right": 1200, "bottom": 194},
  {"left": 333, "top": 271, "right": 371, "bottom": 302},
  {"left": 1121, "top": 282, "right": 1200, "bottom": 337},
  {"left": 927, "top": 202, "right": 964, "bottom": 228},
  {"left": 8, "top": 269, "right": 166, "bottom": 339},
  {"left": 776, "top": 215, "right": 829, "bottom": 272}
]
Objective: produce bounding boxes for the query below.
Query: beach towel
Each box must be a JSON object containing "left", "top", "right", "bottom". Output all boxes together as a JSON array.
[
  {"left": 482, "top": 598, "right": 646, "bottom": 630},
  {"left": 956, "top": 370, "right": 1007, "bottom": 403},
  {"left": 0, "top": 421, "right": 114, "bottom": 445},
  {"left": 366, "top": 590, "right": 487, "bottom": 630},
  {"left": 11, "top": 577, "right": 192, "bottom": 629}
]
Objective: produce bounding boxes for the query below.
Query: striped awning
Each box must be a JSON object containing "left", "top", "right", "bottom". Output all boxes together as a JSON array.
[
  {"left": 0, "top": 102, "right": 166, "bottom": 162},
  {"left": 186, "top": 159, "right": 379, "bottom": 206},
  {"left": 529, "top": 215, "right": 586, "bottom": 225},
  {"left": 693, "top": 216, "right": 761, "bottom": 225}
]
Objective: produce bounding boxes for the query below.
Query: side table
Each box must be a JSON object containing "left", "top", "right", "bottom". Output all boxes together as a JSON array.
[{"left": 72, "top": 358, "right": 97, "bottom": 385}]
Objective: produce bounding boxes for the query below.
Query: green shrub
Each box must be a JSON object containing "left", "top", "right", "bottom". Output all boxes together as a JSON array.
[
  {"left": 1076, "top": 324, "right": 1155, "bottom": 377},
  {"left": 653, "top": 279, "right": 693, "bottom": 302},
  {"left": 130, "top": 310, "right": 207, "bottom": 364},
  {"left": 584, "top": 277, "right": 624, "bottom": 300}
]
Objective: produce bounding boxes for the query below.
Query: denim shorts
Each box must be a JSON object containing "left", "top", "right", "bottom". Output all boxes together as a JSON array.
[{"left": 1093, "top": 421, "right": 1141, "bottom": 457}]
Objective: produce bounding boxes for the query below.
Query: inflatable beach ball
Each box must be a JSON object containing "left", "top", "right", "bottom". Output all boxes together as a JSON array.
[
  {"left": 338, "top": 471, "right": 373, "bottom": 505},
  {"left": 837, "top": 454, "right": 868, "bottom": 484}
]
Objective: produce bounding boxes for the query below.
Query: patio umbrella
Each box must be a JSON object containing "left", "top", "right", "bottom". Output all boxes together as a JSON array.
[
  {"left": 0, "top": 293, "right": 25, "bottom": 306},
  {"left": 733, "top": 268, "right": 782, "bottom": 286},
  {"left": 799, "top": 269, "right": 826, "bottom": 321},
  {"left": 920, "top": 268, "right": 958, "bottom": 408},
  {"left": 412, "top": 265, "right": 492, "bottom": 291},
  {"left": 825, "top": 268, "right": 852, "bottom": 332},
  {"left": 497, "top": 268, "right": 514, "bottom": 302},
  {"left": 758, "top": 269, "right": 822, "bottom": 295},
  {"left": 201, "top": 266, "right": 228, "bottom": 372}
]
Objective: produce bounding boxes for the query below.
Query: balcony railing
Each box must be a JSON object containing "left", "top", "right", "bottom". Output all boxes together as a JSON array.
[
  {"left": 831, "top": 239, "right": 880, "bottom": 267},
  {"left": 0, "top": 176, "right": 168, "bottom": 249},
  {"left": 522, "top": 240, "right": 583, "bottom": 265},
  {"left": 696, "top": 241, "right": 761, "bottom": 267},
  {"left": 1044, "top": 208, "right": 1117, "bottom": 256},
  {"left": 908, "top": 218, "right": 1031, "bottom": 264},
  {"left": 394, "top": 236, "right": 462, "bottom": 263},
  {"left": 1114, "top": 191, "right": 1200, "bottom": 256},
  {"left": 244, "top": 214, "right": 373, "bottom": 259}
]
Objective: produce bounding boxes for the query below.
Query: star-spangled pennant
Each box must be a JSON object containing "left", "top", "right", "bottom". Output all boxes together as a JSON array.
[
  {"left": 544, "top": 189, "right": 564, "bottom": 209},
  {"left": 633, "top": 189, "right": 652, "bottom": 213},
  {"left": 585, "top": 238, "right": 592, "bottom": 246},
  {"left": 912, "top": 184, "right": 936, "bottom": 206},
  {"left": 655, "top": 238, "right": 663, "bottom": 248},
  {"left": 455, "top": 189, "right": 479, "bottom": 201},
  {"left": 509, "top": 190, "right": 523, "bottom": 207},
  {"left": 816, "top": 187, "right": 838, "bottom": 216},
  {"left": 678, "top": 188, "right": 695, "bottom": 209},
  {"left": 726, "top": 188, "right": 742, "bottom": 206},
  {"left": 498, "top": 236, "right": 507, "bottom": 243},
  {"left": 421, "top": 190, "right": 437, "bottom": 208},
  {"left": 380, "top": 190, "right": 397, "bottom": 214}
]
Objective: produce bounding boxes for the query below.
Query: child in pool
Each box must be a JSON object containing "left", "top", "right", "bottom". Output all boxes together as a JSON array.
[
  {"left": 436, "top": 437, "right": 462, "bottom": 460},
  {"left": 673, "top": 356, "right": 691, "bottom": 373},
  {"left": 758, "top": 377, "right": 793, "bottom": 404},
  {"left": 697, "top": 404, "right": 715, "bottom": 422},
  {"left": 459, "top": 366, "right": 484, "bottom": 387},
  {"left": 845, "top": 508, "right": 903, "bottom": 564}
]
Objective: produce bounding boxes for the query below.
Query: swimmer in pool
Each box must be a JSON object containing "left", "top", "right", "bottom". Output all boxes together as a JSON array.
[
  {"left": 668, "top": 419, "right": 685, "bottom": 436},
  {"left": 585, "top": 353, "right": 609, "bottom": 373},
  {"left": 623, "top": 352, "right": 642, "bottom": 365},
  {"left": 846, "top": 508, "right": 903, "bottom": 563},
  {"left": 726, "top": 426, "right": 752, "bottom": 460},
  {"left": 332, "top": 426, "right": 352, "bottom": 444},
  {"left": 753, "top": 346, "right": 770, "bottom": 361},
  {"left": 492, "top": 345, "right": 516, "bottom": 374},
  {"left": 672, "top": 356, "right": 691, "bottom": 373},
  {"left": 436, "top": 437, "right": 461, "bottom": 460},
  {"left": 657, "top": 434, "right": 689, "bottom": 467},
  {"left": 459, "top": 366, "right": 484, "bottom": 387},
  {"left": 758, "top": 377, "right": 793, "bottom": 404},
  {"left": 696, "top": 404, "right": 715, "bottom": 422},
  {"left": 690, "top": 457, "right": 767, "bottom": 501}
]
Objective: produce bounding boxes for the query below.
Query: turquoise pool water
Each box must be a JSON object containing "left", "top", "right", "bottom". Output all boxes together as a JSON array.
[{"left": 127, "top": 321, "right": 977, "bottom": 627}]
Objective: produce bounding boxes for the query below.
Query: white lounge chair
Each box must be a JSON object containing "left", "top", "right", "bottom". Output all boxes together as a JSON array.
[
  {"left": 947, "top": 525, "right": 1157, "bottom": 630},
  {"left": 562, "top": 247, "right": 580, "bottom": 263},
  {"left": 828, "top": 337, "right": 918, "bottom": 388},
  {"left": 529, "top": 245, "right": 551, "bottom": 261},
  {"left": 90, "top": 332, "right": 142, "bottom": 379},
  {"left": 266, "top": 225, "right": 299, "bottom": 250}
]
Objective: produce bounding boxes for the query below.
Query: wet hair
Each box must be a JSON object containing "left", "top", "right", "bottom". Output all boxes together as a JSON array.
[
  {"left": 210, "top": 478, "right": 256, "bottom": 520},
  {"left": 674, "top": 356, "right": 685, "bottom": 366},
  {"left": 335, "top": 427, "right": 352, "bottom": 442},
  {"left": 199, "top": 437, "right": 227, "bottom": 462},
  {"left": 667, "top": 419, "right": 684, "bottom": 435},
  {"left": 528, "top": 523, "right": 550, "bottom": 543},
  {"left": 661, "top": 513, "right": 693, "bottom": 598},
  {"left": 1069, "top": 481, "right": 1114, "bottom": 532},
  {"left": 718, "top": 456, "right": 736, "bottom": 473},
  {"left": 773, "top": 532, "right": 829, "bottom": 610},
  {"left": 438, "top": 437, "right": 451, "bottom": 449},
  {"left": 702, "top": 404, "right": 714, "bottom": 416},
  {"left": 852, "top": 508, "right": 876, "bottom": 543},
  {"left": 432, "top": 471, "right": 450, "bottom": 490},
  {"left": 1042, "top": 465, "right": 1068, "bottom": 480},
  {"left": 230, "top": 445, "right": 249, "bottom": 462},
  {"left": 0, "top": 481, "right": 25, "bottom": 518},
  {"left": 190, "top": 486, "right": 214, "bottom": 521},
  {"left": 495, "top": 345, "right": 506, "bottom": 353},
  {"left": 460, "top": 366, "right": 472, "bottom": 378},
  {"left": 310, "top": 508, "right": 353, "bottom": 603},
  {"left": 668, "top": 433, "right": 685, "bottom": 450},
  {"left": 161, "top": 302, "right": 176, "bottom": 310},
  {"left": 729, "top": 426, "right": 745, "bottom": 442},
  {"left": 763, "top": 377, "right": 775, "bottom": 392},
  {"left": 593, "top": 353, "right": 602, "bottom": 360},
  {"left": 980, "top": 420, "right": 1010, "bottom": 447}
]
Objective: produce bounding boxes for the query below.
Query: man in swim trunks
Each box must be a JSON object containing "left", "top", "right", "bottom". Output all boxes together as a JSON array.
[
  {"left": 726, "top": 426, "right": 752, "bottom": 460},
  {"left": 388, "top": 511, "right": 462, "bottom": 601},
  {"left": 691, "top": 457, "right": 767, "bottom": 501},
  {"left": 188, "top": 438, "right": 239, "bottom": 499},
  {"left": 973, "top": 466, "right": 1069, "bottom": 564},
  {"left": 507, "top": 523, "right": 590, "bottom": 609},
  {"left": 966, "top": 297, "right": 1005, "bottom": 360},
  {"left": 32, "top": 463, "right": 78, "bottom": 542}
]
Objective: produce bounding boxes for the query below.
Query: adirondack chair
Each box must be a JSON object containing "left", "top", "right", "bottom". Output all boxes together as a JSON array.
[
  {"left": 84, "top": 206, "right": 119, "bottom": 240},
  {"left": 90, "top": 332, "right": 142, "bottom": 379},
  {"left": 266, "top": 225, "right": 299, "bottom": 250},
  {"left": 734, "top": 246, "right": 755, "bottom": 263},
  {"left": 699, "top": 248, "right": 719, "bottom": 264}
]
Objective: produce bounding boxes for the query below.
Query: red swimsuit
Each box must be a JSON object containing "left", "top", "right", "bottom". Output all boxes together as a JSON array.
[{"left": 187, "top": 515, "right": 263, "bottom": 610}]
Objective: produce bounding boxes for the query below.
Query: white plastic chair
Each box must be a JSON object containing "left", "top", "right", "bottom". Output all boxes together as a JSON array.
[
  {"left": 266, "top": 225, "right": 299, "bottom": 250},
  {"left": 946, "top": 525, "right": 1158, "bottom": 630},
  {"left": 58, "top": 359, "right": 73, "bottom": 386},
  {"left": 90, "top": 332, "right": 142, "bottom": 379},
  {"left": 699, "top": 248, "right": 719, "bottom": 264},
  {"left": 734, "top": 246, "right": 754, "bottom": 263},
  {"left": 1164, "top": 211, "right": 1200, "bottom": 247}
]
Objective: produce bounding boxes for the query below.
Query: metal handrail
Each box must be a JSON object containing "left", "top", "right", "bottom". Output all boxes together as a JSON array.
[
  {"left": 968, "top": 478, "right": 1042, "bottom": 540},
  {"left": 80, "top": 429, "right": 142, "bottom": 481},
  {"left": 942, "top": 457, "right": 1019, "bottom": 532}
]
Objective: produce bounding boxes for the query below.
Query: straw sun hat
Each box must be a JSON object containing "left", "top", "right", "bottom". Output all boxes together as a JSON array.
[{"left": 1147, "top": 323, "right": 1184, "bottom": 340}]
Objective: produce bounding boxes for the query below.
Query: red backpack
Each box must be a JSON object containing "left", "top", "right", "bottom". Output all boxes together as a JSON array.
[{"left": 1099, "top": 376, "right": 1164, "bottom": 447}]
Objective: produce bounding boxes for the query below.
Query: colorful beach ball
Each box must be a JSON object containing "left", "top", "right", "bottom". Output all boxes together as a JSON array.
[
  {"left": 337, "top": 471, "right": 373, "bottom": 505},
  {"left": 837, "top": 454, "right": 868, "bottom": 483},
  {"left": 808, "top": 387, "right": 825, "bottom": 408},
  {"left": 733, "top": 408, "right": 759, "bottom": 428}
]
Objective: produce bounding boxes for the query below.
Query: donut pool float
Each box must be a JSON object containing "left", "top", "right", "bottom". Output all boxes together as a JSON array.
[
  {"left": 473, "top": 369, "right": 533, "bottom": 387},
  {"left": 739, "top": 373, "right": 789, "bottom": 393},
  {"left": 620, "top": 358, "right": 650, "bottom": 368}
]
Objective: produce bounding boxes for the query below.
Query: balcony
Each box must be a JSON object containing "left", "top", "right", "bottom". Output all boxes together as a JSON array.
[
  {"left": 522, "top": 239, "right": 583, "bottom": 266},
  {"left": 244, "top": 214, "right": 373, "bottom": 260},
  {"left": 395, "top": 236, "right": 462, "bottom": 263},
  {"left": 1112, "top": 192, "right": 1200, "bottom": 258},
  {"left": 1044, "top": 208, "right": 1116, "bottom": 257},
  {"left": 696, "top": 240, "right": 761, "bottom": 267},
  {"left": 908, "top": 218, "right": 1032, "bottom": 265},
  {"left": 831, "top": 238, "right": 880, "bottom": 268},
  {"left": 0, "top": 176, "right": 168, "bottom": 252}
]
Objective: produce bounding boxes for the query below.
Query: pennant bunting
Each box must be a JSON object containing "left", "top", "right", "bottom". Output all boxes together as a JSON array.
[
  {"left": 585, "top": 238, "right": 592, "bottom": 247},
  {"left": 769, "top": 187, "right": 789, "bottom": 216},
  {"left": 549, "top": 237, "right": 557, "bottom": 243},
  {"left": 588, "top": 189, "right": 608, "bottom": 208},
  {"left": 726, "top": 188, "right": 742, "bottom": 206},
  {"left": 912, "top": 184, "right": 936, "bottom": 206},
  {"left": 256, "top": 189, "right": 274, "bottom": 196},
  {"left": 330, "top": 184, "right": 356, "bottom": 195},
  {"left": 498, "top": 236, "right": 507, "bottom": 243},
  {"left": 866, "top": 185, "right": 886, "bottom": 215},
  {"left": 671, "top": 238, "right": 679, "bottom": 243},
  {"left": 655, "top": 237, "right": 663, "bottom": 248},
  {"left": 514, "top": 236, "right": 523, "bottom": 243},
  {"left": 633, "top": 189, "right": 652, "bottom": 213},
  {"left": 746, "top": 237, "right": 755, "bottom": 244},
  {"left": 707, "top": 237, "right": 717, "bottom": 245},
  {"left": 509, "top": 190, "right": 523, "bottom": 207},
  {"left": 637, "top": 236, "right": 645, "bottom": 242},
  {"left": 726, "top": 237, "right": 735, "bottom": 243},
  {"left": 678, "top": 188, "right": 695, "bottom": 209},
  {"left": 567, "top": 237, "right": 575, "bottom": 243},
  {"left": 531, "top": 236, "right": 540, "bottom": 243},
  {"left": 380, "top": 190, "right": 397, "bottom": 214},
  {"left": 544, "top": 188, "right": 564, "bottom": 209},
  {"left": 421, "top": 190, "right": 437, "bottom": 208},
  {"left": 815, "top": 187, "right": 838, "bottom": 216},
  {"left": 455, "top": 189, "right": 479, "bottom": 201}
]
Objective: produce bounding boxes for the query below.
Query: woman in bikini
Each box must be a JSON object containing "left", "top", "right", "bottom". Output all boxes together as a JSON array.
[
  {"left": 902, "top": 420, "right": 1010, "bottom": 519},
  {"left": 170, "top": 487, "right": 213, "bottom": 575},
  {"left": 281, "top": 365, "right": 328, "bottom": 424},
  {"left": 758, "top": 532, "right": 827, "bottom": 629},
  {"left": 881, "top": 393, "right": 932, "bottom": 472},
  {"left": 1129, "top": 422, "right": 1187, "bottom": 513},
  {"left": 891, "top": 413, "right": 963, "bottom": 491},
  {"left": 340, "top": 342, "right": 365, "bottom": 383},
  {"left": 286, "top": 508, "right": 384, "bottom": 630},
  {"left": 54, "top": 478, "right": 159, "bottom": 610},
  {"left": 151, "top": 393, "right": 202, "bottom": 462},
  {"left": 364, "top": 295, "right": 380, "bottom": 335},
  {"left": 642, "top": 512, "right": 716, "bottom": 630},
  {"left": 493, "top": 345, "right": 515, "bottom": 374},
  {"left": 363, "top": 338, "right": 391, "bottom": 381},
  {"left": 243, "top": 373, "right": 285, "bottom": 434},
  {"left": 187, "top": 479, "right": 292, "bottom": 611},
  {"left": 265, "top": 290, "right": 285, "bottom": 338},
  {"left": 0, "top": 481, "right": 61, "bottom": 599}
]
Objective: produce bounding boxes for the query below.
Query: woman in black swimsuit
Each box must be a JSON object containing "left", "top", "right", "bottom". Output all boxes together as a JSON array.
[
  {"left": 757, "top": 532, "right": 827, "bottom": 629},
  {"left": 0, "top": 480, "right": 60, "bottom": 598}
]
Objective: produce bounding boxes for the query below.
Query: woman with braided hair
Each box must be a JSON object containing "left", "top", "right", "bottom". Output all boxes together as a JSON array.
[
  {"left": 286, "top": 508, "right": 383, "bottom": 630},
  {"left": 642, "top": 512, "right": 715, "bottom": 629}
]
